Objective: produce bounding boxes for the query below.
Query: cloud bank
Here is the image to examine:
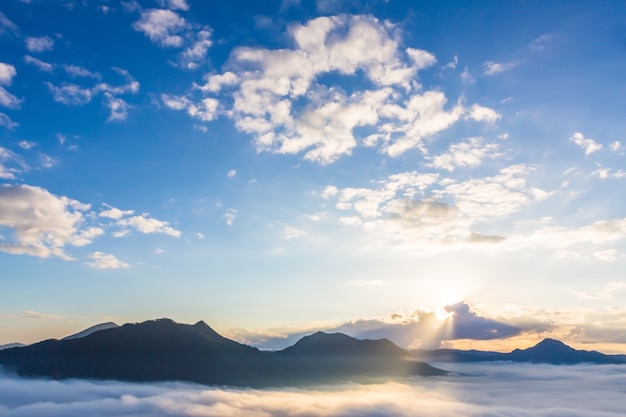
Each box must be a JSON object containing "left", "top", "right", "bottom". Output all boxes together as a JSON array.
[{"left": 1, "top": 363, "right": 625, "bottom": 416}]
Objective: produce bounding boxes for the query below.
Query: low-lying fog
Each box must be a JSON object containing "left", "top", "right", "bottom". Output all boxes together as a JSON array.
[{"left": 1, "top": 363, "right": 625, "bottom": 416}]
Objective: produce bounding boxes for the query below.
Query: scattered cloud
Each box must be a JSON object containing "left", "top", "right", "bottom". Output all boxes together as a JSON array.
[
  {"left": 86, "top": 251, "right": 130, "bottom": 269},
  {"left": 99, "top": 205, "right": 135, "bottom": 220},
  {"left": 117, "top": 215, "right": 182, "bottom": 237},
  {"left": 284, "top": 225, "right": 306, "bottom": 239},
  {"left": 0, "top": 113, "right": 17, "bottom": 130},
  {"left": 133, "top": 9, "right": 187, "bottom": 48},
  {"left": 227, "top": 169, "right": 236, "bottom": 178},
  {"left": 465, "top": 104, "right": 501, "bottom": 124},
  {"left": 0, "top": 63, "right": 20, "bottom": 108},
  {"left": 483, "top": 60, "right": 517, "bottom": 76},
  {"left": 0, "top": 12, "right": 18, "bottom": 35},
  {"left": 0, "top": 184, "right": 96, "bottom": 259},
  {"left": 609, "top": 141, "right": 621, "bottom": 152},
  {"left": 21, "top": 310, "right": 62, "bottom": 319},
  {"left": 25, "top": 36, "right": 54, "bottom": 53},
  {"left": 104, "top": 93, "right": 130, "bottom": 122},
  {"left": 23, "top": 55, "right": 54, "bottom": 72},
  {"left": 529, "top": 33, "right": 554, "bottom": 52},
  {"left": 164, "top": 15, "right": 495, "bottom": 164},
  {"left": 46, "top": 83, "right": 93, "bottom": 106},
  {"left": 570, "top": 132, "right": 602, "bottom": 155},
  {"left": 589, "top": 167, "right": 626, "bottom": 180},
  {"left": 428, "top": 137, "right": 500, "bottom": 171},
  {"left": 63, "top": 64, "right": 101, "bottom": 79},
  {"left": 223, "top": 208, "right": 237, "bottom": 226}
]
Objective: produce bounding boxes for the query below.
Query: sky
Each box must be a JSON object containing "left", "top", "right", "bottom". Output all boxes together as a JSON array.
[
  {"left": 1, "top": 0, "right": 626, "bottom": 351},
  {"left": 1, "top": 363, "right": 626, "bottom": 416}
]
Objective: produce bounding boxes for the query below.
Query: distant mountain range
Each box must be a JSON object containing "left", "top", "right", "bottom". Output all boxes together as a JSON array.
[
  {"left": 0, "top": 319, "right": 623, "bottom": 387},
  {"left": 0, "top": 319, "right": 445, "bottom": 387},
  {"left": 412, "top": 338, "right": 626, "bottom": 365},
  {"left": 0, "top": 343, "right": 24, "bottom": 351}
]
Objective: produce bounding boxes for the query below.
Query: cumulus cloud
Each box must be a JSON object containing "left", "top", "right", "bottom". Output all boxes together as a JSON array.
[
  {"left": 99, "top": 206, "right": 134, "bottom": 220},
  {"left": 570, "top": 132, "right": 602, "bottom": 155},
  {"left": 0, "top": 184, "right": 100, "bottom": 260},
  {"left": 25, "top": 36, "right": 54, "bottom": 53},
  {"left": 0, "top": 63, "right": 17, "bottom": 85},
  {"left": 133, "top": 9, "right": 187, "bottom": 48},
  {"left": 116, "top": 215, "right": 181, "bottom": 238},
  {"left": 322, "top": 165, "right": 547, "bottom": 248},
  {"left": 164, "top": 15, "right": 494, "bottom": 164},
  {"left": 227, "top": 169, "right": 236, "bottom": 178},
  {"left": 465, "top": 104, "right": 501, "bottom": 123},
  {"left": 86, "top": 252, "right": 130, "bottom": 269},
  {"left": 284, "top": 225, "right": 306, "bottom": 239},
  {"left": 428, "top": 137, "right": 500, "bottom": 171}
]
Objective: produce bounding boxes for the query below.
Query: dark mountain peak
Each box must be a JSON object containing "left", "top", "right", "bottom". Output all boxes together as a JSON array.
[
  {"left": 280, "top": 331, "right": 405, "bottom": 357},
  {"left": 62, "top": 322, "right": 119, "bottom": 341},
  {"left": 533, "top": 338, "right": 570, "bottom": 349}
]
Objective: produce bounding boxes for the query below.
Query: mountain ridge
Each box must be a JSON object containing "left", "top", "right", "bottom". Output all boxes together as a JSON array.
[{"left": 0, "top": 318, "right": 445, "bottom": 386}]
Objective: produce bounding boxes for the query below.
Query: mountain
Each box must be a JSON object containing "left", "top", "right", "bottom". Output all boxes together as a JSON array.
[
  {"left": 0, "top": 343, "right": 24, "bottom": 351},
  {"left": 0, "top": 319, "right": 446, "bottom": 386},
  {"left": 273, "top": 332, "right": 446, "bottom": 384},
  {"left": 62, "top": 322, "right": 119, "bottom": 340},
  {"left": 412, "top": 338, "right": 626, "bottom": 365}
]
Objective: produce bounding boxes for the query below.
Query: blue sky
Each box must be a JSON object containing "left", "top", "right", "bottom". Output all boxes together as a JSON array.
[{"left": 1, "top": 0, "right": 626, "bottom": 351}]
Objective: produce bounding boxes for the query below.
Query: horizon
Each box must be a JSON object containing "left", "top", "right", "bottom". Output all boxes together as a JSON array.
[{"left": 2, "top": 0, "right": 626, "bottom": 358}]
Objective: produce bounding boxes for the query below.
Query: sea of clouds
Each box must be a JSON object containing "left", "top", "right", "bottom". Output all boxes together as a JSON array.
[{"left": 1, "top": 363, "right": 625, "bottom": 416}]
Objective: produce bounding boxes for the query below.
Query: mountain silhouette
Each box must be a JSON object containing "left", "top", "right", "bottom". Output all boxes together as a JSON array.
[
  {"left": 62, "top": 322, "right": 119, "bottom": 340},
  {"left": 0, "top": 343, "right": 24, "bottom": 351},
  {"left": 413, "top": 338, "right": 626, "bottom": 364},
  {"left": 0, "top": 319, "right": 446, "bottom": 386}
]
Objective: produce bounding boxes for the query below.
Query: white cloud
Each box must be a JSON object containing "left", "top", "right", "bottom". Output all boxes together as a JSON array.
[
  {"left": 22, "top": 310, "right": 62, "bottom": 319},
  {"left": 25, "top": 36, "right": 54, "bottom": 53},
  {"left": 227, "top": 169, "right": 236, "bottom": 178},
  {"left": 1, "top": 363, "right": 626, "bottom": 416},
  {"left": 224, "top": 208, "right": 237, "bottom": 226},
  {"left": 0, "top": 12, "right": 18, "bottom": 35},
  {"left": 63, "top": 65, "right": 101, "bottom": 79},
  {"left": 0, "top": 63, "right": 17, "bottom": 85},
  {"left": 284, "top": 225, "right": 306, "bottom": 239},
  {"left": 133, "top": 9, "right": 187, "bottom": 48},
  {"left": 0, "top": 113, "right": 17, "bottom": 129},
  {"left": 99, "top": 206, "right": 134, "bottom": 220},
  {"left": 0, "top": 184, "right": 95, "bottom": 260},
  {"left": 23, "top": 55, "right": 54, "bottom": 72},
  {"left": 0, "top": 87, "right": 21, "bottom": 109},
  {"left": 483, "top": 60, "right": 517, "bottom": 76},
  {"left": 609, "top": 141, "right": 621, "bottom": 152},
  {"left": 195, "top": 232, "right": 204, "bottom": 239},
  {"left": 570, "top": 132, "right": 602, "bottom": 155},
  {"left": 104, "top": 93, "right": 130, "bottom": 122},
  {"left": 117, "top": 215, "right": 182, "bottom": 237},
  {"left": 428, "top": 137, "right": 500, "bottom": 171},
  {"left": 590, "top": 167, "right": 626, "bottom": 180},
  {"left": 465, "top": 104, "right": 501, "bottom": 124},
  {"left": 46, "top": 83, "right": 93, "bottom": 106},
  {"left": 164, "top": 0, "right": 189, "bottom": 10},
  {"left": 86, "top": 251, "right": 130, "bottom": 269},
  {"left": 197, "top": 71, "right": 239, "bottom": 92},
  {"left": 529, "top": 33, "right": 554, "bottom": 51},
  {"left": 164, "top": 15, "right": 476, "bottom": 164},
  {"left": 180, "top": 29, "right": 212, "bottom": 69},
  {"left": 39, "top": 153, "right": 58, "bottom": 168},
  {"left": 18, "top": 141, "right": 35, "bottom": 150}
]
